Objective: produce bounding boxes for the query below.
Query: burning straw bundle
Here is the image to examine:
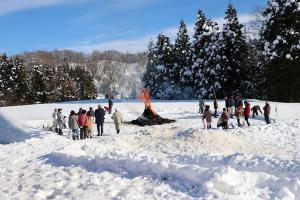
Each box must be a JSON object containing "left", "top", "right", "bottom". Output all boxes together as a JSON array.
[{"left": 131, "top": 89, "right": 175, "bottom": 126}]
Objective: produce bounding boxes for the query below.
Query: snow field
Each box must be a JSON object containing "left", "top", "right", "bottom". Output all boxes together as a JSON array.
[{"left": 0, "top": 100, "right": 299, "bottom": 199}]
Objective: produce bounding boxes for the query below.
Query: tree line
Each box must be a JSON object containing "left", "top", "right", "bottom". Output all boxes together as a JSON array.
[
  {"left": 143, "top": 0, "right": 300, "bottom": 102},
  {"left": 0, "top": 53, "right": 97, "bottom": 106}
]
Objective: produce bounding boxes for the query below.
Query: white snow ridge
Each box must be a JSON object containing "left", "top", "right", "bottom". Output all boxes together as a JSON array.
[{"left": 0, "top": 100, "right": 299, "bottom": 199}]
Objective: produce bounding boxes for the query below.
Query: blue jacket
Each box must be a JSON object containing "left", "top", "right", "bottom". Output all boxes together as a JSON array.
[{"left": 95, "top": 108, "right": 105, "bottom": 124}]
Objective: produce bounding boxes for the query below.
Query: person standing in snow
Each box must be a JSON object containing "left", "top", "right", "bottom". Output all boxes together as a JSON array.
[
  {"left": 198, "top": 95, "right": 205, "bottom": 114},
  {"left": 78, "top": 110, "right": 88, "bottom": 139},
  {"left": 244, "top": 101, "right": 251, "bottom": 126},
  {"left": 111, "top": 108, "right": 123, "bottom": 134},
  {"left": 263, "top": 102, "right": 271, "bottom": 124},
  {"left": 251, "top": 105, "right": 263, "bottom": 118},
  {"left": 68, "top": 110, "right": 79, "bottom": 140},
  {"left": 57, "top": 108, "right": 64, "bottom": 135},
  {"left": 95, "top": 105, "right": 105, "bottom": 136},
  {"left": 52, "top": 108, "right": 58, "bottom": 132},
  {"left": 87, "top": 112, "right": 94, "bottom": 138},
  {"left": 108, "top": 97, "right": 113, "bottom": 114},
  {"left": 235, "top": 104, "right": 243, "bottom": 127},
  {"left": 217, "top": 108, "right": 229, "bottom": 129},
  {"left": 229, "top": 95, "right": 235, "bottom": 118},
  {"left": 213, "top": 98, "right": 218, "bottom": 117},
  {"left": 203, "top": 105, "right": 212, "bottom": 129},
  {"left": 87, "top": 107, "right": 95, "bottom": 118},
  {"left": 78, "top": 108, "right": 83, "bottom": 116}
]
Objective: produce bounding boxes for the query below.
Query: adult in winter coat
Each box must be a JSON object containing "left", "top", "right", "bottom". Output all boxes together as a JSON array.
[
  {"left": 52, "top": 108, "right": 58, "bottom": 132},
  {"left": 263, "top": 102, "right": 271, "bottom": 124},
  {"left": 87, "top": 107, "right": 95, "bottom": 118},
  {"left": 95, "top": 105, "right": 105, "bottom": 136},
  {"left": 87, "top": 113, "right": 94, "bottom": 138},
  {"left": 235, "top": 105, "right": 243, "bottom": 127},
  {"left": 251, "top": 105, "right": 263, "bottom": 118},
  {"left": 111, "top": 108, "right": 123, "bottom": 134},
  {"left": 68, "top": 110, "right": 79, "bottom": 140},
  {"left": 203, "top": 105, "right": 212, "bottom": 129},
  {"left": 213, "top": 98, "right": 218, "bottom": 117},
  {"left": 217, "top": 108, "right": 229, "bottom": 129},
  {"left": 57, "top": 108, "right": 64, "bottom": 135},
  {"left": 78, "top": 110, "right": 88, "bottom": 139},
  {"left": 198, "top": 95, "right": 205, "bottom": 114},
  {"left": 108, "top": 98, "right": 113, "bottom": 114},
  {"left": 244, "top": 101, "right": 251, "bottom": 126}
]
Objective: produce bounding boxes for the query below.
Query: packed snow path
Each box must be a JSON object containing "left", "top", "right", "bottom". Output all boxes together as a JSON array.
[{"left": 0, "top": 100, "right": 299, "bottom": 199}]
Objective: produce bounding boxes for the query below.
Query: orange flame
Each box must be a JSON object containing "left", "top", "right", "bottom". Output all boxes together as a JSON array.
[{"left": 139, "top": 89, "right": 156, "bottom": 115}]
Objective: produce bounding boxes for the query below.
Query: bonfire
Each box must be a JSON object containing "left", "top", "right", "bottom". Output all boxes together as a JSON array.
[{"left": 131, "top": 89, "right": 175, "bottom": 126}]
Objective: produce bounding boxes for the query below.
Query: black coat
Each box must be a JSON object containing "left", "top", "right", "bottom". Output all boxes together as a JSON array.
[
  {"left": 108, "top": 99, "right": 113, "bottom": 108},
  {"left": 95, "top": 108, "right": 105, "bottom": 124}
]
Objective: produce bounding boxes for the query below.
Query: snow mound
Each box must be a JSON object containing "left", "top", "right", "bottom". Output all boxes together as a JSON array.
[{"left": 0, "top": 113, "right": 31, "bottom": 144}]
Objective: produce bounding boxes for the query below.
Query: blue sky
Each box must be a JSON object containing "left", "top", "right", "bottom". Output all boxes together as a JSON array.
[{"left": 0, "top": 0, "right": 267, "bottom": 55}]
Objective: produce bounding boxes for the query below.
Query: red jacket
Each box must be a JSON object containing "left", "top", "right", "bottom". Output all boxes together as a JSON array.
[
  {"left": 244, "top": 103, "right": 251, "bottom": 117},
  {"left": 78, "top": 114, "right": 88, "bottom": 127}
]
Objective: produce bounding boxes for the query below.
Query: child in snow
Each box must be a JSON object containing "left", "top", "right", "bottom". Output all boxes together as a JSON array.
[
  {"left": 203, "top": 105, "right": 212, "bottom": 129},
  {"left": 217, "top": 108, "right": 229, "bottom": 129},
  {"left": 52, "top": 108, "right": 58, "bottom": 132},
  {"left": 68, "top": 110, "right": 79, "bottom": 140}
]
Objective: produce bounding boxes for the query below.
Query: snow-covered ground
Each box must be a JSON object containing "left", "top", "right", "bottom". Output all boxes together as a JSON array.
[{"left": 0, "top": 100, "right": 299, "bottom": 200}]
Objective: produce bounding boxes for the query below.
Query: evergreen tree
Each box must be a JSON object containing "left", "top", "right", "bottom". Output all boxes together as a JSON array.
[
  {"left": 71, "top": 66, "right": 97, "bottom": 100},
  {"left": 152, "top": 34, "right": 178, "bottom": 99},
  {"left": 30, "top": 63, "right": 48, "bottom": 103},
  {"left": 192, "top": 10, "right": 210, "bottom": 96},
  {"left": 43, "top": 64, "right": 57, "bottom": 103},
  {"left": 174, "top": 20, "right": 193, "bottom": 98},
  {"left": 0, "top": 53, "right": 9, "bottom": 103},
  {"left": 261, "top": 0, "right": 300, "bottom": 101},
  {"left": 198, "top": 21, "right": 223, "bottom": 98},
  {"left": 143, "top": 40, "right": 157, "bottom": 93},
  {"left": 55, "top": 59, "right": 76, "bottom": 102},
  {"left": 0, "top": 53, "right": 18, "bottom": 105},
  {"left": 219, "top": 4, "right": 251, "bottom": 97},
  {"left": 11, "top": 56, "right": 31, "bottom": 105}
]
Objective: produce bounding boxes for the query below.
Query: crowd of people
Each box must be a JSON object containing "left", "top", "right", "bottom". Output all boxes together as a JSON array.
[
  {"left": 51, "top": 96, "right": 273, "bottom": 138},
  {"left": 51, "top": 98, "right": 123, "bottom": 140},
  {"left": 199, "top": 95, "right": 272, "bottom": 130}
]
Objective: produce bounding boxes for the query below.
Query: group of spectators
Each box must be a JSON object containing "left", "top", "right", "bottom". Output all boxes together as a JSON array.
[
  {"left": 52, "top": 98, "right": 123, "bottom": 140},
  {"left": 199, "top": 95, "right": 272, "bottom": 129}
]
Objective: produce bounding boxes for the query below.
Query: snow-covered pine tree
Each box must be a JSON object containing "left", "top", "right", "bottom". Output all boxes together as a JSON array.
[
  {"left": 55, "top": 59, "right": 76, "bottom": 102},
  {"left": 143, "top": 40, "right": 157, "bottom": 93},
  {"left": 30, "top": 63, "right": 48, "bottom": 103},
  {"left": 10, "top": 56, "right": 31, "bottom": 105},
  {"left": 198, "top": 20, "right": 223, "bottom": 98},
  {"left": 43, "top": 64, "right": 57, "bottom": 103},
  {"left": 0, "top": 53, "right": 9, "bottom": 103},
  {"left": 174, "top": 20, "right": 193, "bottom": 98},
  {"left": 0, "top": 53, "right": 19, "bottom": 105},
  {"left": 71, "top": 66, "right": 97, "bottom": 100},
  {"left": 152, "top": 34, "right": 179, "bottom": 99},
  {"left": 192, "top": 10, "right": 210, "bottom": 97},
  {"left": 219, "top": 3, "right": 251, "bottom": 97},
  {"left": 261, "top": 0, "right": 300, "bottom": 101}
]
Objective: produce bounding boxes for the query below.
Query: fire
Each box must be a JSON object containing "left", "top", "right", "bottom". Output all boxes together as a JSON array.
[{"left": 139, "top": 89, "right": 156, "bottom": 115}]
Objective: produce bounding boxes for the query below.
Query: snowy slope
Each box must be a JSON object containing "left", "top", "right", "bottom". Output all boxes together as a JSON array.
[{"left": 0, "top": 100, "right": 299, "bottom": 200}]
